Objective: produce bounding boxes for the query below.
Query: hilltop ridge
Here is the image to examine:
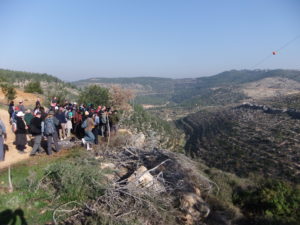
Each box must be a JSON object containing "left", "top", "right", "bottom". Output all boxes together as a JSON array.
[{"left": 72, "top": 69, "right": 300, "bottom": 107}]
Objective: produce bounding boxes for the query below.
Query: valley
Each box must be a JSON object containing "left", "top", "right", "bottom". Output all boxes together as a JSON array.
[{"left": 1, "top": 68, "right": 300, "bottom": 225}]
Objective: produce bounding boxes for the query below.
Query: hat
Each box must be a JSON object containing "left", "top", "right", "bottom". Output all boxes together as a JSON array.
[
  {"left": 48, "top": 111, "right": 55, "bottom": 115},
  {"left": 19, "top": 100, "right": 23, "bottom": 103},
  {"left": 85, "top": 111, "right": 89, "bottom": 116},
  {"left": 16, "top": 111, "right": 25, "bottom": 117},
  {"left": 35, "top": 111, "right": 41, "bottom": 115}
]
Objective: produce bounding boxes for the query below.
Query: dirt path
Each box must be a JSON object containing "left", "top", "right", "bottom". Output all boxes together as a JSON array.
[
  {"left": 0, "top": 108, "right": 31, "bottom": 169},
  {"left": 0, "top": 89, "right": 43, "bottom": 107}
]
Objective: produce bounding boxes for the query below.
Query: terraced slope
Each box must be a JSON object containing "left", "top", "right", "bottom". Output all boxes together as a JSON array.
[{"left": 176, "top": 104, "right": 300, "bottom": 183}]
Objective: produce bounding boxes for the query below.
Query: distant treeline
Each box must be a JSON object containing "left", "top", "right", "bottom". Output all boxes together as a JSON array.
[{"left": 0, "top": 69, "right": 76, "bottom": 89}]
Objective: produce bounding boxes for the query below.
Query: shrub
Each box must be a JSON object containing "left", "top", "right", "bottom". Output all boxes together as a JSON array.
[
  {"left": 1, "top": 84, "right": 16, "bottom": 102},
  {"left": 233, "top": 179, "right": 300, "bottom": 224},
  {"left": 45, "top": 157, "right": 107, "bottom": 201},
  {"left": 24, "top": 81, "right": 43, "bottom": 94}
]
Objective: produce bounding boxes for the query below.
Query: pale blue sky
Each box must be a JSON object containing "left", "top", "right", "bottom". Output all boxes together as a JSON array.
[{"left": 0, "top": 0, "right": 299, "bottom": 81}]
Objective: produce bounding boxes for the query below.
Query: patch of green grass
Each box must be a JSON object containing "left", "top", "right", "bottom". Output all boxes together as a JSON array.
[{"left": 0, "top": 147, "right": 108, "bottom": 225}]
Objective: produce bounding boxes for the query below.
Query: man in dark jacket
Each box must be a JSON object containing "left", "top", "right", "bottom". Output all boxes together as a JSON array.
[
  {"left": 29, "top": 112, "right": 43, "bottom": 156},
  {"left": 15, "top": 111, "right": 27, "bottom": 153},
  {"left": 55, "top": 108, "right": 67, "bottom": 140}
]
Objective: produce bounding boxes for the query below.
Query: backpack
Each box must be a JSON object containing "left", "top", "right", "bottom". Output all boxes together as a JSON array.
[
  {"left": 44, "top": 118, "right": 56, "bottom": 135},
  {"left": 81, "top": 119, "right": 87, "bottom": 129},
  {"left": 100, "top": 114, "right": 107, "bottom": 124}
]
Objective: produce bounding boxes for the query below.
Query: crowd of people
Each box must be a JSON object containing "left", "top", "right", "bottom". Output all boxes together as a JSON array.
[{"left": 0, "top": 97, "right": 120, "bottom": 161}]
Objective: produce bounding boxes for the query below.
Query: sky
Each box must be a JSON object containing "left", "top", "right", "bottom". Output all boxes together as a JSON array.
[{"left": 0, "top": 0, "right": 299, "bottom": 81}]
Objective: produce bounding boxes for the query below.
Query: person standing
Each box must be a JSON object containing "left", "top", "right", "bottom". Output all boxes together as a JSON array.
[
  {"left": 36, "top": 97, "right": 41, "bottom": 108},
  {"left": 15, "top": 111, "right": 27, "bottom": 153},
  {"left": 24, "top": 109, "right": 33, "bottom": 129},
  {"left": 0, "top": 117, "right": 7, "bottom": 161},
  {"left": 29, "top": 112, "right": 43, "bottom": 156},
  {"left": 55, "top": 108, "right": 67, "bottom": 140},
  {"left": 8, "top": 101, "right": 14, "bottom": 120},
  {"left": 92, "top": 112, "right": 100, "bottom": 144},
  {"left": 109, "top": 110, "right": 120, "bottom": 135},
  {"left": 66, "top": 110, "right": 73, "bottom": 138},
  {"left": 81, "top": 111, "right": 95, "bottom": 150},
  {"left": 50, "top": 97, "right": 58, "bottom": 110},
  {"left": 99, "top": 107, "right": 107, "bottom": 137},
  {"left": 44, "top": 111, "right": 60, "bottom": 155},
  {"left": 73, "top": 110, "right": 83, "bottom": 138},
  {"left": 18, "top": 100, "right": 26, "bottom": 113}
]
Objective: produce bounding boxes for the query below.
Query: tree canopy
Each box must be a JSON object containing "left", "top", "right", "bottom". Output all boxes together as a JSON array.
[{"left": 78, "top": 85, "right": 109, "bottom": 106}]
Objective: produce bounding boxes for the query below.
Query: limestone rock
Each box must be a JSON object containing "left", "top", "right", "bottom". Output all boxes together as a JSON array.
[
  {"left": 127, "top": 166, "right": 166, "bottom": 193},
  {"left": 180, "top": 193, "right": 210, "bottom": 225},
  {"left": 100, "top": 162, "right": 116, "bottom": 170},
  {"left": 128, "top": 166, "right": 153, "bottom": 188},
  {"left": 132, "top": 133, "right": 145, "bottom": 148}
]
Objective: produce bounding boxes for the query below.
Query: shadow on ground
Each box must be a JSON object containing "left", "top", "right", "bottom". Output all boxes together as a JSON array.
[{"left": 0, "top": 208, "right": 28, "bottom": 225}]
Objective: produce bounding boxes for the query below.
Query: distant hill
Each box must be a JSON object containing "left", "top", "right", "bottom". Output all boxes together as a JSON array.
[
  {"left": 171, "top": 69, "right": 300, "bottom": 106},
  {"left": 73, "top": 76, "right": 175, "bottom": 105},
  {"left": 0, "top": 69, "right": 78, "bottom": 102},
  {"left": 73, "top": 69, "right": 300, "bottom": 107}
]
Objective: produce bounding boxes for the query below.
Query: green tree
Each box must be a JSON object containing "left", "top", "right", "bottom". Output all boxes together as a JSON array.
[
  {"left": 24, "top": 81, "right": 43, "bottom": 94},
  {"left": 78, "top": 85, "right": 109, "bottom": 106},
  {"left": 1, "top": 84, "right": 17, "bottom": 102}
]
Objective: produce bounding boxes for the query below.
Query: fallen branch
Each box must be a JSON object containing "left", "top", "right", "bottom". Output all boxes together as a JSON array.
[
  {"left": 34, "top": 171, "right": 51, "bottom": 193},
  {"left": 53, "top": 201, "right": 83, "bottom": 225}
]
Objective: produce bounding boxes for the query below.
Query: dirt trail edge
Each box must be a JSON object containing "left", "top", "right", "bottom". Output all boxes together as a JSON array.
[{"left": 0, "top": 108, "right": 31, "bottom": 170}]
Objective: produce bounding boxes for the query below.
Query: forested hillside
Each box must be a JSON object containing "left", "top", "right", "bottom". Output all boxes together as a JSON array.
[
  {"left": 0, "top": 69, "right": 62, "bottom": 83},
  {"left": 0, "top": 69, "right": 78, "bottom": 103}
]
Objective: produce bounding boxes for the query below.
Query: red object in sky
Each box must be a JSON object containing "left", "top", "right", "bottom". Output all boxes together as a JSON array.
[{"left": 272, "top": 51, "right": 276, "bottom": 55}]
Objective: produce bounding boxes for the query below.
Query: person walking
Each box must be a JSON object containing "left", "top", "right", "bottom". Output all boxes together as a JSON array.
[
  {"left": 15, "top": 111, "right": 27, "bottom": 153},
  {"left": 44, "top": 111, "right": 60, "bottom": 155},
  {"left": 29, "top": 112, "right": 44, "bottom": 156},
  {"left": 0, "top": 117, "right": 7, "bottom": 161}
]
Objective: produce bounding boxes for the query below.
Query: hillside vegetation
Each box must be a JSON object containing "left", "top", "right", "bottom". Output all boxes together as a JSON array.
[
  {"left": 0, "top": 69, "right": 79, "bottom": 104},
  {"left": 0, "top": 69, "right": 62, "bottom": 83},
  {"left": 73, "top": 69, "right": 300, "bottom": 108}
]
